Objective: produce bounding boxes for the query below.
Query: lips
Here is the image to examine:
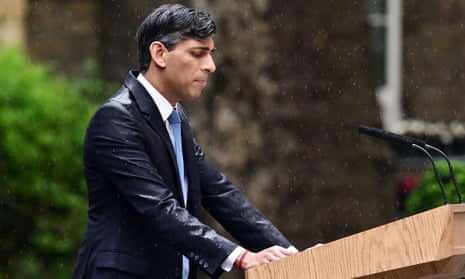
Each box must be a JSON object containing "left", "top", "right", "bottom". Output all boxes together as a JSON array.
[{"left": 195, "top": 80, "right": 207, "bottom": 87}]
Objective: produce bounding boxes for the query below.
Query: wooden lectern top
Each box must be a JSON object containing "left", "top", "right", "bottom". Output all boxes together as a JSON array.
[{"left": 246, "top": 204, "right": 465, "bottom": 279}]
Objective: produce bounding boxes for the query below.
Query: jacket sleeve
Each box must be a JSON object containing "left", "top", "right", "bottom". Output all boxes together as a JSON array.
[
  {"left": 194, "top": 138, "right": 293, "bottom": 252},
  {"left": 85, "top": 100, "right": 236, "bottom": 276}
]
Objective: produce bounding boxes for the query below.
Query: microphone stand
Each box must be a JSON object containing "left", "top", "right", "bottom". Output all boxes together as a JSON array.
[
  {"left": 411, "top": 144, "right": 449, "bottom": 205},
  {"left": 358, "top": 125, "right": 465, "bottom": 204},
  {"left": 425, "top": 144, "right": 464, "bottom": 203}
]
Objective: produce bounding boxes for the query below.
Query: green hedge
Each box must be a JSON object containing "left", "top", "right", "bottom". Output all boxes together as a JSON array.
[
  {"left": 0, "top": 47, "right": 100, "bottom": 278},
  {"left": 404, "top": 160, "right": 465, "bottom": 216}
]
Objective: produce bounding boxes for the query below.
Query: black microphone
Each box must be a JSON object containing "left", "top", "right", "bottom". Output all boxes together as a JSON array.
[
  {"left": 359, "top": 126, "right": 463, "bottom": 202},
  {"left": 358, "top": 126, "right": 427, "bottom": 148},
  {"left": 358, "top": 126, "right": 463, "bottom": 204}
]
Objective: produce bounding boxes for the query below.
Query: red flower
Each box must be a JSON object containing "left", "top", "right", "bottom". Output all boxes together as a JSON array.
[{"left": 398, "top": 175, "right": 418, "bottom": 194}]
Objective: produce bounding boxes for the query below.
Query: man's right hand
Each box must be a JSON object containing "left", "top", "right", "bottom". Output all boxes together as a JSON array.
[{"left": 236, "top": 246, "right": 297, "bottom": 270}]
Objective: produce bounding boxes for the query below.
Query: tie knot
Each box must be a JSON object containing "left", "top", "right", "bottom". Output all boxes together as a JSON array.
[{"left": 168, "top": 109, "right": 181, "bottom": 124}]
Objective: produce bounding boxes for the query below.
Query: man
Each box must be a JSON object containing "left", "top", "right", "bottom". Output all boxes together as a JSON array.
[{"left": 72, "top": 4, "right": 296, "bottom": 279}]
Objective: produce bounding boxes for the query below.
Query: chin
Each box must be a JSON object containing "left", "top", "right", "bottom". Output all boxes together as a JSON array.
[{"left": 189, "top": 91, "right": 203, "bottom": 101}]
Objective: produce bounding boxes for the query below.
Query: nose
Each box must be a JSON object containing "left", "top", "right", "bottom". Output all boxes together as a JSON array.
[{"left": 202, "top": 54, "right": 216, "bottom": 73}]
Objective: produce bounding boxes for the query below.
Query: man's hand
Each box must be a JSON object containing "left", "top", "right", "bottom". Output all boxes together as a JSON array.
[{"left": 236, "top": 246, "right": 297, "bottom": 270}]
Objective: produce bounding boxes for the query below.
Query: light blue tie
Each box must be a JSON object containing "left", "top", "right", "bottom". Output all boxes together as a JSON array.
[{"left": 168, "top": 108, "right": 189, "bottom": 279}]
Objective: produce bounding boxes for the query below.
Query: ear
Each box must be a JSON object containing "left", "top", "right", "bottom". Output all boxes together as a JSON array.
[{"left": 149, "top": 41, "right": 168, "bottom": 68}]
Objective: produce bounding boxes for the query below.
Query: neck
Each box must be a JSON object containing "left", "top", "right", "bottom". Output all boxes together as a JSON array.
[{"left": 141, "top": 70, "right": 177, "bottom": 106}]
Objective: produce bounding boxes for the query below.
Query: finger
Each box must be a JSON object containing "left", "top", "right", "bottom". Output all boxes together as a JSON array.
[
  {"left": 262, "top": 258, "right": 271, "bottom": 264},
  {"left": 261, "top": 249, "right": 283, "bottom": 259},
  {"left": 271, "top": 246, "right": 294, "bottom": 257},
  {"left": 264, "top": 254, "right": 281, "bottom": 262},
  {"left": 265, "top": 250, "right": 289, "bottom": 261},
  {"left": 268, "top": 245, "right": 288, "bottom": 253},
  {"left": 273, "top": 250, "right": 290, "bottom": 259}
]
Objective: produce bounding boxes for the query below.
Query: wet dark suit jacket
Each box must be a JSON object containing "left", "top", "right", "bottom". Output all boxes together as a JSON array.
[{"left": 71, "top": 71, "right": 292, "bottom": 279}]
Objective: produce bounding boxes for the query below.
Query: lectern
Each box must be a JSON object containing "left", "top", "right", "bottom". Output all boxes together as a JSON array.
[{"left": 246, "top": 204, "right": 465, "bottom": 279}]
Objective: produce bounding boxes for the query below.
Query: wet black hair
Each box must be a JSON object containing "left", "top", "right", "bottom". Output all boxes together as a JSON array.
[{"left": 136, "top": 3, "right": 216, "bottom": 72}]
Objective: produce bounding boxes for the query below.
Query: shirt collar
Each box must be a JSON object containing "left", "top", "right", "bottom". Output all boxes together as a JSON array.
[{"left": 136, "top": 73, "right": 175, "bottom": 122}]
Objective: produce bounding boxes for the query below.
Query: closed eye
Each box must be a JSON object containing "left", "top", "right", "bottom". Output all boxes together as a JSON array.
[{"left": 190, "top": 46, "right": 216, "bottom": 58}]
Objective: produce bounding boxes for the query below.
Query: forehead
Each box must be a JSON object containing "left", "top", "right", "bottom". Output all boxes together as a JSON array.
[{"left": 175, "top": 37, "right": 215, "bottom": 51}]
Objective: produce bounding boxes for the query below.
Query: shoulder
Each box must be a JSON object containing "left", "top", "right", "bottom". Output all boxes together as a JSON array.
[{"left": 94, "top": 86, "right": 136, "bottom": 118}]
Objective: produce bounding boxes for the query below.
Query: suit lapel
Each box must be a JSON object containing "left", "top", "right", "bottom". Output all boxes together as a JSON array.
[
  {"left": 123, "top": 71, "right": 186, "bottom": 205},
  {"left": 123, "top": 71, "right": 172, "bottom": 148}
]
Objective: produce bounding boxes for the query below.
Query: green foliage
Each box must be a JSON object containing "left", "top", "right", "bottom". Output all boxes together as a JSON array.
[
  {"left": 0, "top": 47, "right": 99, "bottom": 278},
  {"left": 404, "top": 160, "right": 465, "bottom": 216}
]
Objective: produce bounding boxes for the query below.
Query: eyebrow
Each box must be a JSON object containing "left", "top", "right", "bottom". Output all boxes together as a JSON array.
[{"left": 191, "top": 46, "right": 216, "bottom": 52}]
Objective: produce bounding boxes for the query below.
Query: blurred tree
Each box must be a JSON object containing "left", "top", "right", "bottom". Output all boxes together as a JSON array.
[{"left": 0, "top": 47, "right": 97, "bottom": 279}]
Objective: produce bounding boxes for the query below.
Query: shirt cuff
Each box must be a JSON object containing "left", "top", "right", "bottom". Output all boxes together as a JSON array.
[{"left": 221, "top": 246, "right": 246, "bottom": 272}]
